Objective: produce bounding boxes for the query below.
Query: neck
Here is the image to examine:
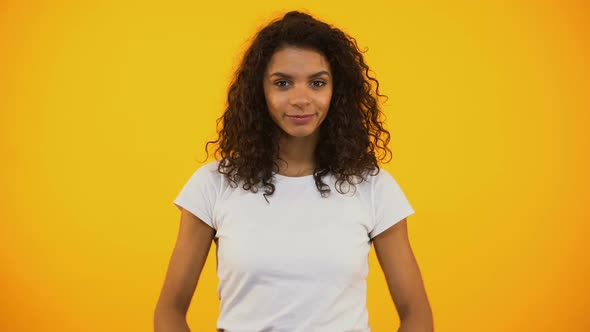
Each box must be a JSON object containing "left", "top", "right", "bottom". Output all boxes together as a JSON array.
[{"left": 276, "top": 132, "right": 319, "bottom": 176}]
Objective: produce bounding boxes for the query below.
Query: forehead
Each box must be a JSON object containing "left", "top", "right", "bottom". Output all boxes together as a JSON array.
[{"left": 265, "top": 47, "right": 331, "bottom": 75}]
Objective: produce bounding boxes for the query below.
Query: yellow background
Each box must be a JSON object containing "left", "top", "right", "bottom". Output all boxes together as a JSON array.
[{"left": 1, "top": 0, "right": 588, "bottom": 331}]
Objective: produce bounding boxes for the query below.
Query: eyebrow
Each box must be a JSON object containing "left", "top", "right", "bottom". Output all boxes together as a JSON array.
[{"left": 268, "top": 70, "right": 331, "bottom": 79}]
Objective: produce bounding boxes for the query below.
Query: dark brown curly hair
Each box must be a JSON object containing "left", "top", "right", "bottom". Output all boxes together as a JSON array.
[{"left": 205, "top": 10, "right": 392, "bottom": 201}]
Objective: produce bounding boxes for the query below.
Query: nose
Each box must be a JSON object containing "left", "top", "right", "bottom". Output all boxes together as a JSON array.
[{"left": 289, "top": 85, "right": 311, "bottom": 108}]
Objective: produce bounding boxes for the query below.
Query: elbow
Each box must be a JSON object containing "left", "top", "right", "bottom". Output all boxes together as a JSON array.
[
  {"left": 154, "top": 304, "right": 190, "bottom": 332},
  {"left": 398, "top": 303, "right": 434, "bottom": 332}
]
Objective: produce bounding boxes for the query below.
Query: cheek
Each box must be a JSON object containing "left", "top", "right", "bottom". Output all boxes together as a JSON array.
[
  {"left": 265, "top": 92, "right": 284, "bottom": 112},
  {"left": 321, "top": 92, "right": 333, "bottom": 110}
]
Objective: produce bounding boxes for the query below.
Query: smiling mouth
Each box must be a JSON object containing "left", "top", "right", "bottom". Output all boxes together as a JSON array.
[{"left": 287, "top": 114, "right": 314, "bottom": 118}]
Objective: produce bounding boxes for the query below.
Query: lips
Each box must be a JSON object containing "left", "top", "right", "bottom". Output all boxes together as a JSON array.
[
  {"left": 287, "top": 114, "right": 314, "bottom": 118},
  {"left": 286, "top": 114, "right": 314, "bottom": 124}
]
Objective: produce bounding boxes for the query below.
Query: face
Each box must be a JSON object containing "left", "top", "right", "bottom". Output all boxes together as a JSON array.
[{"left": 263, "top": 47, "right": 333, "bottom": 140}]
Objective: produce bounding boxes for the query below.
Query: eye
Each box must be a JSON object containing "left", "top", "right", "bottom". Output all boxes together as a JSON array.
[
  {"left": 310, "top": 80, "right": 326, "bottom": 88},
  {"left": 274, "top": 80, "right": 291, "bottom": 88}
]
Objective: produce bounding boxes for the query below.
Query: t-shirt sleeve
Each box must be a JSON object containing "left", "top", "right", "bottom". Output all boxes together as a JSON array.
[
  {"left": 173, "top": 162, "right": 219, "bottom": 229},
  {"left": 369, "top": 169, "right": 415, "bottom": 239}
]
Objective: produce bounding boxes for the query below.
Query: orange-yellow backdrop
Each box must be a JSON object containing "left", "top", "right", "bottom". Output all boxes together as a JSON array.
[{"left": 1, "top": 0, "right": 588, "bottom": 331}]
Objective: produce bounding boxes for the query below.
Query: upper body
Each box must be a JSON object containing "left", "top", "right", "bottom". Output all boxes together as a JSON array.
[
  {"left": 172, "top": 160, "right": 415, "bottom": 331},
  {"left": 155, "top": 10, "right": 433, "bottom": 332}
]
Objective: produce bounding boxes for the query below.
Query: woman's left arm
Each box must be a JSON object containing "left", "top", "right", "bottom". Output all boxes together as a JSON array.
[{"left": 373, "top": 218, "right": 434, "bottom": 332}]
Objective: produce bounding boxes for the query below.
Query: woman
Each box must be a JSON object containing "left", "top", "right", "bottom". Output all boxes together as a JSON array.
[{"left": 154, "top": 11, "right": 433, "bottom": 332}]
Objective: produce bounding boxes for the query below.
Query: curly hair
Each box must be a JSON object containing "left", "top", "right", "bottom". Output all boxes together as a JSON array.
[{"left": 205, "top": 10, "right": 392, "bottom": 201}]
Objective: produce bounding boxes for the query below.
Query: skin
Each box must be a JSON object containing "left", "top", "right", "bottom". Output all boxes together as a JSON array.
[
  {"left": 374, "top": 219, "right": 434, "bottom": 331},
  {"left": 154, "top": 209, "right": 214, "bottom": 332},
  {"left": 154, "top": 46, "right": 433, "bottom": 331}
]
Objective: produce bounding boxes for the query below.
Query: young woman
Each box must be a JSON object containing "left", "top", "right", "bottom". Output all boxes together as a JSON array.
[{"left": 155, "top": 11, "right": 433, "bottom": 332}]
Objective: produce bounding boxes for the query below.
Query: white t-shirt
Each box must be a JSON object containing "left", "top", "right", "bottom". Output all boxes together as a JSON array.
[{"left": 173, "top": 160, "right": 415, "bottom": 332}]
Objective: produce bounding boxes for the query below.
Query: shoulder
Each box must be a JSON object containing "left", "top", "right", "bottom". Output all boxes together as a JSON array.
[
  {"left": 377, "top": 167, "right": 398, "bottom": 183},
  {"left": 199, "top": 159, "right": 222, "bottom": 173},
  {"left": 353, "top": 167, "right": 397, "bottom": 191},
  {"left": 182, "top": 160, "right": 225, "bottom": 191},
  {"left": 360, "top": 166, "right": 410, "bottom": 204},
  {"left": 367, "top": 167, "right": 400, "bottom": 188},
  {"left": 192, "top": 160, "right": 222, "bottom": 179}
]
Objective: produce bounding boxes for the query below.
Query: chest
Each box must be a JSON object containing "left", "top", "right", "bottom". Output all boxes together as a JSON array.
[{"left": 212, "top": 186, "right": 373, "bottom": 282}]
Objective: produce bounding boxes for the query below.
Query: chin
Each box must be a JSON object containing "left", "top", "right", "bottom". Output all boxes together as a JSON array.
[{"left": 284, "top": 128, "right": 318, "bottom": 138}]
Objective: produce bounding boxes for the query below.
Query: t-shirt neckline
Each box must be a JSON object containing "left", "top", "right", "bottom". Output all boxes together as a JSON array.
[{"left": 273, "top": 173, "right": 315, "bottom": 180}]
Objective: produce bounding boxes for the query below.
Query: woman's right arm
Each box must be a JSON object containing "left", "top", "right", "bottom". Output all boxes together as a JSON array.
[{"left": 154, "top": 208, "right": 216, "bottom": 332}]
